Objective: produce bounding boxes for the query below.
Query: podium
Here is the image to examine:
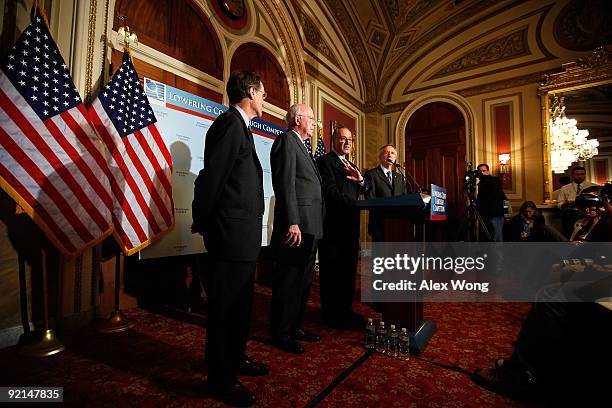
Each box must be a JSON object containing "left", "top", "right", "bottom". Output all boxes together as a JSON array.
[{"left": 357, "top": 194, "right": 437, "bottom": 355}]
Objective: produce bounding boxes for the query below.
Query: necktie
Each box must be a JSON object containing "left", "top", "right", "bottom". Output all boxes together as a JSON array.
[
  {"left": 342, "top": 158, "right": 350, "bottom": 168},
  {"left": 576, "top": 183, "right": 581, "bottom": 195},
  {"left": 387, "top": 171, "right": 393, "bottom": 185}
]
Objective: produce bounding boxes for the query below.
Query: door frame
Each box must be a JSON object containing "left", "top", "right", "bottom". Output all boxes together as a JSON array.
[{"left": 395, "top": 92, "right": 476, "bottom": 168}]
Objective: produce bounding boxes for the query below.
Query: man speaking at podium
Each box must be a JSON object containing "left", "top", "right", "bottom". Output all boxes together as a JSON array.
[{"left": 364, "top": 144, "right": 407, "bottom": 242}]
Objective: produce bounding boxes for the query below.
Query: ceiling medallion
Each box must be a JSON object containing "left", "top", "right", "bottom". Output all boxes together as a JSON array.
[{"left": 218, "top": 0, "right": 245, "bottom": 20}]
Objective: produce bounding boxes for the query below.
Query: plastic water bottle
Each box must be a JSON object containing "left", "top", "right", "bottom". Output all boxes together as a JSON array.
[
  {"left": 375, "top": 321, "right": 386, "bottom": 354},
  {"left": 364, "top": 318, "right": 376, "bottom": 349},
  {"left": 398, "top": 327, "right": 410, "bottom": 361},
  {"left": 387, "top": 325, "right": 399, "bottom": 358}
]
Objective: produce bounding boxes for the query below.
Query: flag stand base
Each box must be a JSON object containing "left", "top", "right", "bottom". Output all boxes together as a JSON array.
[
  {"left": 96, "top": 310, "right": 131, "bottom": 333},
  {"left": 19, "top": 329, "right": 65, "bottom": 357}
]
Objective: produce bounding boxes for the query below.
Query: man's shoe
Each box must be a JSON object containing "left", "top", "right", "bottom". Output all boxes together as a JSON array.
[
  {"left": 238, "top": 358, "right": 270, "bottom": 376},
  {"left": 207, "top": 380, "right": 256, "bottom": 407},
  {"left": 471, "top": 361, "right": 541, "bottom": 402},
  {"left": 293, "top": 328, "right": 320, "bottom": 343},
  {"left": 271, "top": 336, "right": 304, "bottom": 354}
]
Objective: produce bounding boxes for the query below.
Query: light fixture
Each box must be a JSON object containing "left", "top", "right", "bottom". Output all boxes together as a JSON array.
[
  {"left": 548, "top": 96, "right": 598, "bottom": 173},
  {"left": 117, "top": 26, "right": 138, "bottom": 49},
  {"left": 498, "top": 153, "right": 510, "bottom": 174}
]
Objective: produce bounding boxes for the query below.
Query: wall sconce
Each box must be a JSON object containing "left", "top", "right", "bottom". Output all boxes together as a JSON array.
[
  {"left": 117, "top": 26, "right": 138, "bottom": 49},
  {"left": 498, "top": 153, "right": 510, "bottom": 174}
]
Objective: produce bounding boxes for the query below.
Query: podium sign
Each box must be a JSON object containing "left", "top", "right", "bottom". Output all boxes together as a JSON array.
[{"left": 430, "top": 184, "right": 447, "bottom": 221}]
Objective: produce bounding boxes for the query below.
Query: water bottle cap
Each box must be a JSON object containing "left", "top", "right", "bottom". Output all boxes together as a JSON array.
[
  {"left": 390, "top": 324, "right": 396, "bottom": 329},
  {"left": 367, "top": 317, "right": 373, "bottom": 323},
  {"left": 401, "top": 327, "right": 407, "bottom": 333},
  {"left": 380, "top": 321, "right": 385, "bottom": 326}
]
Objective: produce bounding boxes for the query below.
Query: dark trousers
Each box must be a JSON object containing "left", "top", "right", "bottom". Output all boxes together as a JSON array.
[
  {"left": 205, "top": 257, "right": 255, "bottom": 387},
  {"left": 270, "top": 243, "right": 317, "bottom": 338},
  {"left": 318, "top": 238, "right": 359, "bottom": 322}
]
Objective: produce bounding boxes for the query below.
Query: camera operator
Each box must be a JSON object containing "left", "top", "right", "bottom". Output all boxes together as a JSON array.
[{"left": 476, "top": 163, "right": 507, "bottom": 242}]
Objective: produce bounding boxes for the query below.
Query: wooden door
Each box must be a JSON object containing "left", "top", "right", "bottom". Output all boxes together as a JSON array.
[{"left": 405, "top": 103, "right": 466, "bottom": 239}]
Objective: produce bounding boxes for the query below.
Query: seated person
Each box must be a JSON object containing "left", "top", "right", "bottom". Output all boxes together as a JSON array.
[
  {"left": 504, "top": 201, "right": 546, "bottom": 241},
  {"left": 504, "top": 201, "right": 565, "bottom": 242}
]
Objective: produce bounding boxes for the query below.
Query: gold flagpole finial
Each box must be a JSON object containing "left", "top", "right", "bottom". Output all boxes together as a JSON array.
[{"left": 117, "top": 17, "right": 138, "bottom": 56}]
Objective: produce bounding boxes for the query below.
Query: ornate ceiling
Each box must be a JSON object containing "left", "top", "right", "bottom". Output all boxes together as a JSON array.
[{"left": 286, "top": 0, "right": 612, "bottom": 111}]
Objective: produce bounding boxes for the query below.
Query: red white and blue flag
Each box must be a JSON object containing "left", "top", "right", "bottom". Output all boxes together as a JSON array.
[
  {"left": 0, "top": 9, "right": 113, "bottom": 257},
  {"left": 88, "top": 51, "right": 174, "bottom": 255}
]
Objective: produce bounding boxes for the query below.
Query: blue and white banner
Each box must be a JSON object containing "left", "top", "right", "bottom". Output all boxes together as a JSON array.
[{"left": 140, "top": 78, "right": 285, "bottom": 259}]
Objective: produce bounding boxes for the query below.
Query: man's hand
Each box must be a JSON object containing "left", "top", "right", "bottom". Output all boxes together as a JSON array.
[
  {"left": 190, "top": 223, "right": 200, "bottom": 235},
  {"left": 284, "top": 224, "right": 301, "bottom": 247},
  {"left": 343, "top": 161, "right": 363, "bottom": 182}
]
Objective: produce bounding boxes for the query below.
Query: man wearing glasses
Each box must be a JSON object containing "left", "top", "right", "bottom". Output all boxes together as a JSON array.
[
  {"left": 269, "top": 104, "right": 325, "bottom": 354},
  {"left": 316, "top": 127, "right": 367, "bottom": 329},
  {"left": 192, "top": 71, "right": 268, "bottom": 407}
]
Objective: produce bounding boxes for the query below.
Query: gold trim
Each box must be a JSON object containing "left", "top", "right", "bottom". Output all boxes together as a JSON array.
[
  {"left": 0, "top": 176, "right": 113, "bottom": 258},
  {"left": 84, "top": 0, "right": 98, "bottom": 103},
  {"left": 537, "top": 45, "right": 612, "bottom": 202}
]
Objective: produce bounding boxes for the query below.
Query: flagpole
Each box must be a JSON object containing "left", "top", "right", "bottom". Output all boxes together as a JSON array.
[
  {"left": 96, "top": 251, "right": 130, "bottom": 333},
  {"left": 19, "top": 247, "right": 66, "bottom": 357},
  {"left": 94, "top": 26, "right": 138, "bottom": 334}
]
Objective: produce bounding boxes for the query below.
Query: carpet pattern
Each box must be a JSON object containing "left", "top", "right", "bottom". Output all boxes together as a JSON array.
[{"left": 0, "top": 282, "right": 536, "bottom": 407}]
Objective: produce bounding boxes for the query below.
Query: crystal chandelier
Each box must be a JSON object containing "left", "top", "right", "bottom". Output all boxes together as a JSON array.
[{"left": 549, "top": 96, "right": 598, "bottom": 173}]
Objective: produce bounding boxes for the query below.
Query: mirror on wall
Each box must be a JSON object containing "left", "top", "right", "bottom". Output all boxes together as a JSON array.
[{"left": 538, "top": 46, "right": 612, "bottom": 203}]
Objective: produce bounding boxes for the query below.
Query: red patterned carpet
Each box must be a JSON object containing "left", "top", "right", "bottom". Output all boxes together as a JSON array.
[{"left": 0, "top": 281, "right": 537, "bottom": 407}]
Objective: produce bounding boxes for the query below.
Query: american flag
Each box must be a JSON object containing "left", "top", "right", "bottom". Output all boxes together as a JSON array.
[
  {"left": 0, "top": 9, "right": 113, "bottom": 257},
  {"left": 88, "top": 51, "right": 174, "bottom": 255},
  {"left": 304, "top": 137, "right": 326, "bottom": 160},
  {"left": 313, "top": 136, "right": 327, "bottom": 160}
]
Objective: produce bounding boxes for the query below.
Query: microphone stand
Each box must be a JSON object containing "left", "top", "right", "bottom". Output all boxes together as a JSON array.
[{"left": 389, "top": 160, "right": 422, "bottom": 193}]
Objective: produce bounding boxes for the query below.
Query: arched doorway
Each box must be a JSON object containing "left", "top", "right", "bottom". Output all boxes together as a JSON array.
[{"left": 405, "top": 102, "right": 466, "bottom": 239}]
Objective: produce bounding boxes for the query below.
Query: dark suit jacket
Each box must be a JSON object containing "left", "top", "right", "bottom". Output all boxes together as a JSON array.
[
  {"left": 270, "top": 131, "right": 324, "bottom": 245},
  {"left": 364, "top": 166, "right": 407, "bottom": 238},
  {"left": 316, "top": 152, "right": 367, "bottom": 241},
  {"left": 192, "top": 107, "right": 264, "bottom": 262},
  {"left": 477, "top": 175, "right": 506, "bottom": 217}
]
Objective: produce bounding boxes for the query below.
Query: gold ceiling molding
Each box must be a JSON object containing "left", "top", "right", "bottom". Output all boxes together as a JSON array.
[
  {"left": 539, "top": 45, "right": 612, "bottom": 93},
  {"left": 382, "top": 0, "right": 441, "bottom": 32},
  {"left": 457, "top": 70, "right": 557, "bottom": 97},
  {"left": 382, "top": 0, "right": 507, "bottom": 97},
  {"left": 259, "top": 0, "right": 306, "bottom": 104},
  {"left": 429, "top": 27, "right": 530, "bottom": 80},
  {"left": 305, "top": 61, "right": 363, "bottom": 110},
  {"left": 299, "top": 11, "right": 341, "bottom": 68},
  {"left": 322, "top": 0, "right": 377, "bottom": 106}
]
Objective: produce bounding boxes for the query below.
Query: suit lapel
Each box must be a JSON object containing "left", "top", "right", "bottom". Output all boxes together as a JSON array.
[
  {"left": 291, "top": 131, "right": 321, "bottom": 181},
  {"left": 229, "top": 107, "right": 262, "bottom": 173}
]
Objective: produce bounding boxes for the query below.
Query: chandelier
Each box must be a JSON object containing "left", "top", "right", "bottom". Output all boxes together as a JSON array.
[{"left": 549, "top": 96, "right": 598, "bottom": 173}]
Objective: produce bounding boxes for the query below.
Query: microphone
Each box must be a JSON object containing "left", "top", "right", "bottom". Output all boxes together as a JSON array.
[
  {"left": 387, "top": 158, "right": 402, "bottom": 168},
  {"left": 387, "top": 159, "right": 422, "bottom": 193}
]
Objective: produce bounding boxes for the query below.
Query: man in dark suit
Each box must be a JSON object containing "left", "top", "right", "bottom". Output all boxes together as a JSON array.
[
  {"left": 364, "top": 144, "right": 408, "bottom": 242},
  {"left": 192, "top": 71, "right": 268, "bottom": 407},
  {"left": 317, "top": 126, "right": 367, "bottom": 329},
  {"left": 270, "top": 104, "right": 325, "bottom": 354}
]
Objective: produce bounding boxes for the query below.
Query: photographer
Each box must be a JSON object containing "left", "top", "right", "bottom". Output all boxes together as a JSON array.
[
  {"left": 476, "top": 163, "right": 507, "bottom": 242},
  {"left": 472, "top": 184, "right": 612, "bottom": 404}
]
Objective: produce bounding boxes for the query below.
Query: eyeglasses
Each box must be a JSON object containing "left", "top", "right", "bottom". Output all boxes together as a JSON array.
[
  {"left": 252, "top": 87, "right": 267, "bottom": 100},
  {"left": 336, "top": 137, "right": 353, "bottom": 143},
  {"left": 298, "top": 114, "right": 315, "bottom": 121}
]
